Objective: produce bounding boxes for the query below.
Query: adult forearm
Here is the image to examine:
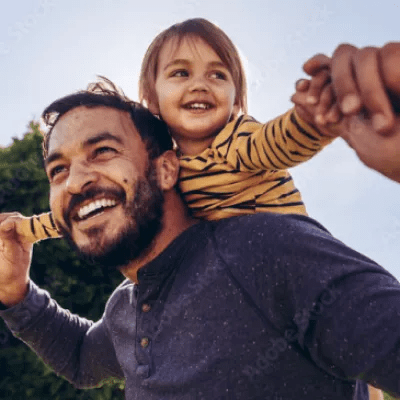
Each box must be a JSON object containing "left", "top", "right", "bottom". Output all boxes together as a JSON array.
[{"left": 0, "top": 281, "right": 115, "bottom": 388}]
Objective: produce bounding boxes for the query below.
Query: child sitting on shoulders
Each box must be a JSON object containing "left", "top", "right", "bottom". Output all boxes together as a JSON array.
[{"left": 17, "top": 18, "right": 338, "bottom": 240}]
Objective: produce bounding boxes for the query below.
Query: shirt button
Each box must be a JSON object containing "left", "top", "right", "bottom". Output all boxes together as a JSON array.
[
  {"left": 140, "top": 337, "right": 150, "bottom": 348},
  {"left": 141, "top": 303, "right": 151, "bottom": 313},
  {"left": 136, "top": 364, "right": 150, "bottom": 378}
]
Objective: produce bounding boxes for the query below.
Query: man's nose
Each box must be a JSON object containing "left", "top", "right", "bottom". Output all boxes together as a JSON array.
[{"left": 66, "top": 163, "right": 99, "bottom": 194}]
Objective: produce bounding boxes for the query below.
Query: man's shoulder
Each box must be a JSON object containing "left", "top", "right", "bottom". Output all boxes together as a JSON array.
[
  {"left": 209, "top": 213, "right": 333, "bottom": 264},
  {"left": 104, "top": 279, "right": 134, "bottom": 316},
  {"left": 212, "top": 213, "right": 329, "bottom": 239}
]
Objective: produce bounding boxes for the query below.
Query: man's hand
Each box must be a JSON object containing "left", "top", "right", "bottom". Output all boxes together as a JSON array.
[
  {"left": 0, "top": 213, "right": 33, "bottom": 307},
  {"left": 304, "top": 43, "right": 400, "bottom": 134},
  {"left": 340, "top": 114, "right": 400, "bottom": 183},
  {"left": 329, "top": 42, "right": 400, "bottom": 183},
  {"left": 302, "top": 42, "right": 400, "bottom": 184}
]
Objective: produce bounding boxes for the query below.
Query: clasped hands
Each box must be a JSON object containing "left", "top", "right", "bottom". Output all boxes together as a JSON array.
[{"left": 293, "top": 42, "right": 400, "bottom": 183}]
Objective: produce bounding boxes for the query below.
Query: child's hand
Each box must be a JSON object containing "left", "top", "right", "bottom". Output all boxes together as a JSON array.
[{"left": 291, "top": 69, "right": 342, "bottom": 138}]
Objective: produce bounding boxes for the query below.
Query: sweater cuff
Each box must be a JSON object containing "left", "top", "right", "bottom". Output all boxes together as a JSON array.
[
  {"left": 292, "top": 108, "right": 336, "bottom": 147},
  {"left": 0, "top": 281, "right": 49, "bottom": 332}
]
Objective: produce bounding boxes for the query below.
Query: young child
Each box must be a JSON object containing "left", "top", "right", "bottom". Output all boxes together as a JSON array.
[
  {"left": 140, "top": 18, "right": 341, "bottom": 220},
  {"left": 17, "top": 18, "right": 337, "bottom": 241}
]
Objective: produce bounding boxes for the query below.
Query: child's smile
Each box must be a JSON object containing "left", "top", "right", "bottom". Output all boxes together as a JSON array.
[{"left": 150, "top": 36, "right": 239, "bottom": 155}]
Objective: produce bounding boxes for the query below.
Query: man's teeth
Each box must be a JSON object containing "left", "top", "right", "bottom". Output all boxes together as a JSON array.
[
  {"left": 186, "top": 103, "right": 210, "bottom": 110},
  {"left": 77, "top": 199, "right": 117, "bottom": 219}
]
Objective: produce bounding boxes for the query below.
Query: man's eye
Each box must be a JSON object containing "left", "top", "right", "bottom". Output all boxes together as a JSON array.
[
  {"left": 170, "top": 69, "right": 189, "bottom": 78},
  {"left": 94, "top": 147, "right": 116, "bottom": 157},
  {"left": 210, "top": 71, "right": 227, "bottom": 80},
  {"left": 49, "top": 165, "right": 66, "bottom": 179}
]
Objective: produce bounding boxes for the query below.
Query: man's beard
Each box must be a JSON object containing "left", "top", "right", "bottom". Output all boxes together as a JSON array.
[{"left": 58, "top": 164, "right": 164, "bottom": 270}]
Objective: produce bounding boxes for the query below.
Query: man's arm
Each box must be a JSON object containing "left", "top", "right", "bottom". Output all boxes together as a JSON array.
[
  {"left": 0, "top": 212, "right": 123, "bottom": 387},
  {"left": 217, "top": 214, "right": 400, "bottom": 396}
]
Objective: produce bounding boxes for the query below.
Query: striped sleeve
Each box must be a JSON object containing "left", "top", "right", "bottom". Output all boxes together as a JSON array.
[
  {"left": 16, "top": 212, "right": 61, "bottom": 243},
  {"left": 219, "top": 109, "right": 334, "bottom": 171}
]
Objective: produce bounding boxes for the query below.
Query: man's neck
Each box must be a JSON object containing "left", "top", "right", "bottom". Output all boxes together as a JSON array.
[{"left": 120, "top": 192, "right": 197, "bottom": 283}]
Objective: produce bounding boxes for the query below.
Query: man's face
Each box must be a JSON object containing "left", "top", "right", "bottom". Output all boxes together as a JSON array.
[{"left": 45, "top": 105, "right": 164, "bottom": 268}]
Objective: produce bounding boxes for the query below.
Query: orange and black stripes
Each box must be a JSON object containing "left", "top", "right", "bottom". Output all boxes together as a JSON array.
[
  {"left": 179, "top": 109, "right": 333, "bottom": 220},
  {"left": 17, "top": 212, "right": 61, "bottom": 243}
]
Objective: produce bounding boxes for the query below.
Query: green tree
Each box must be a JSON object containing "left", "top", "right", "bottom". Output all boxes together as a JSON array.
[{"left": 0, "top": 123, "right": 124, "bottom": 399}]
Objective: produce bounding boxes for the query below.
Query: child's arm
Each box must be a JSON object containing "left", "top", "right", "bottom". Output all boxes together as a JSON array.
[
  {"left": 15, "top": 212, "right": 61, "bottom": 244},
  {"left": 222, "top": 73, "right": 340, "bottom": 172}
]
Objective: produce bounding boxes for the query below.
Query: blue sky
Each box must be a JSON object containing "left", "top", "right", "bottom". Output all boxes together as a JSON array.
[{"left": 1, "top": 0, "right": 399, "bottom": 277}]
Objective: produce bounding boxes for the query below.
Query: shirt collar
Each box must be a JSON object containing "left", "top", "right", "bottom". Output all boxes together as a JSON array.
[{"left": 136, "top": 221, "right": 209, "bottom": 286}]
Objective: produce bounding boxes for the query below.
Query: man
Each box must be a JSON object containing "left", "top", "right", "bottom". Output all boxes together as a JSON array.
[{"left": 0, "top": 47, "right": 400, "bottom": 399}]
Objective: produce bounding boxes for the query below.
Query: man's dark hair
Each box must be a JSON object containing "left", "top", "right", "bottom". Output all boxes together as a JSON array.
[{"left": 41, "top": 77, "right": 173, "bottom": 160}]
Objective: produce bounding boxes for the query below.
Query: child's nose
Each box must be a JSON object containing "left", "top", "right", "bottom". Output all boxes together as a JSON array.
[{"left": 188, "top": 76, "right": 209, "bottom": 92}]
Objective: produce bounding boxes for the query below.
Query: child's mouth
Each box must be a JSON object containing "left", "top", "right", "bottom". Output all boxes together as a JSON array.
[{"left": 183, "top": 102, "right": 213, "bottom": 110}]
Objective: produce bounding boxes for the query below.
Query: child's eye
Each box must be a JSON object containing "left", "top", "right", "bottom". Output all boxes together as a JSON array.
[
  {"left": 170, "top": 69, "right": 189, "bottom": 78},
  {"left": 210, "top": 71, "right": 227, "bottom": 80}
]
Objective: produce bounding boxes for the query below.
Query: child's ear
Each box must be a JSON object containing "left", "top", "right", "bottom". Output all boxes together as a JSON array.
[
  {"left": 147, "top": 96, "right": 161, "bottom": 116},
  {"left": 232, "top": 102, "right": 241, "bottom": 118},
  {"left": 155, "top": 150, "right": 180, "bottom": 190}
]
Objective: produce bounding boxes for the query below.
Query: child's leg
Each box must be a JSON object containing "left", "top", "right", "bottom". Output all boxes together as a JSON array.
[{"left": 16, "top": 212, "right": 61, "bottom": 243}]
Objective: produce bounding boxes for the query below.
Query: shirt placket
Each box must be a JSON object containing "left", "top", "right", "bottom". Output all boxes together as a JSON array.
[{"left": 134, "top": 285, "right": 158, "bottom": 379}]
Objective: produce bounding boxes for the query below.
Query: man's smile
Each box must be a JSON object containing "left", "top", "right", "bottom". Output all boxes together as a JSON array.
[
  {"left": 76, "top": 198, "right": 118, "bottom": 221},
  {"left": 65, "top": 190, "right": 125, "bottom": 227}
]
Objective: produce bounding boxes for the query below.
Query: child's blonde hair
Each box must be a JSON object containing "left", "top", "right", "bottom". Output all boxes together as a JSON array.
[{"left": 139, "top": 18, "right": 248, "bottom": 114}]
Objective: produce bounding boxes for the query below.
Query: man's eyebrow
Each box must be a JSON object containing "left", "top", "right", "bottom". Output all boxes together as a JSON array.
[
  {"left": 45, "top": 152, "right": 62, "bottom": 167},
  {"left": 84, "top": 131, "right": 124, "bottom": 147}
]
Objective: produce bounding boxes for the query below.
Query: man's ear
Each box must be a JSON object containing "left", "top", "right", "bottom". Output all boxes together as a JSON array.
[{"left": 155, "top": 150, "right": 180, "bottom": 190}]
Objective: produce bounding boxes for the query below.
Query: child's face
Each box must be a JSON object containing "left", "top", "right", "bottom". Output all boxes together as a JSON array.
[{"left": 150, "top": 36, "right": 239, "bottom": 154}]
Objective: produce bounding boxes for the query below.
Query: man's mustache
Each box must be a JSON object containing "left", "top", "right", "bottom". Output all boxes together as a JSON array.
[{"left": 63, "top": 187, "right": 126, "bottom": 228}]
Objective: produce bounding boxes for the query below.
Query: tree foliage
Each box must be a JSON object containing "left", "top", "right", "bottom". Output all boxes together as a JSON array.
[{"left": 0, "top": 123, "right": 125, "bottom": 399}]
